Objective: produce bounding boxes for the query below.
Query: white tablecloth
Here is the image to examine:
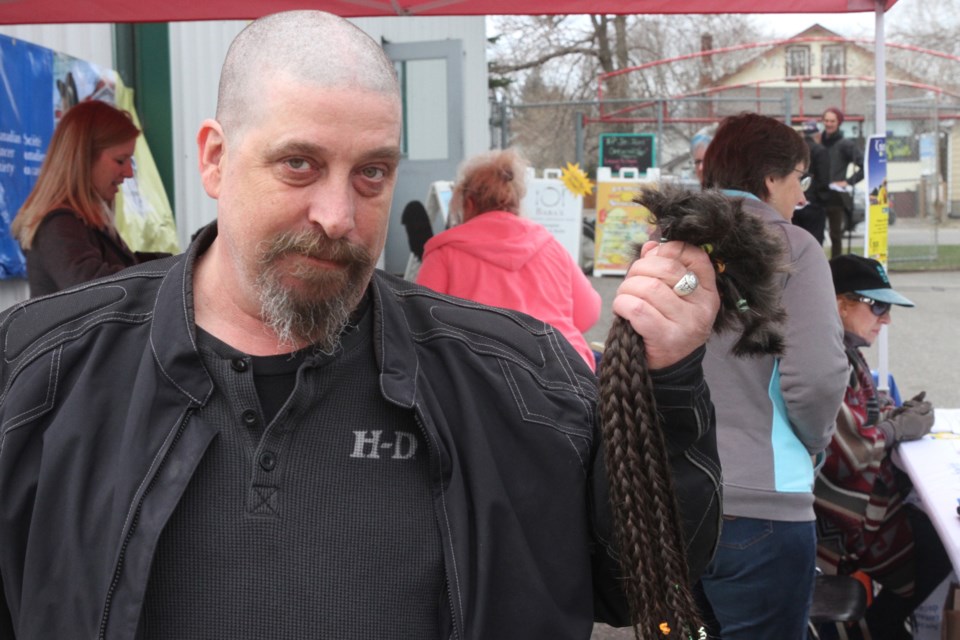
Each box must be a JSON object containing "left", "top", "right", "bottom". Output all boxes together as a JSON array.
[{"left": 897, "top": 434, "right": 960, "bottom": 577}]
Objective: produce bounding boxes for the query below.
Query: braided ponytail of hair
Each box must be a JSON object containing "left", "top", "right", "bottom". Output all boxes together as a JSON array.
[
  {"left": 599, "top": 310, "right": 702, "bottom": 639},
  {"left": 597, "top": 185, "right": 789, "bottom": 638}
]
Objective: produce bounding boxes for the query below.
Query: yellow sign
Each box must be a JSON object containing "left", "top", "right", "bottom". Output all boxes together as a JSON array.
[
  {"left": 864, "top": 136, "right": 888, "bottom": 266},
  {"left": 560, "top": 162, "right": 594, "bottom": 197},
  {"left": 867, "top": 194, "right": 889, "bottom": 265},
  {"left": 593, "top": 180, "right": 655, "bottom": 275}
]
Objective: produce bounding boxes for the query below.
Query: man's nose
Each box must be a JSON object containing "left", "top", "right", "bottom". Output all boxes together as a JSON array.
[{"left": 307, "top": 181, "right": 356, "bottom": 239}]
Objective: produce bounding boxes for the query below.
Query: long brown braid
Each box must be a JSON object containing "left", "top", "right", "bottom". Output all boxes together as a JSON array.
[{"left": 598, "top": 186, "right": 788, "bottom": 639}]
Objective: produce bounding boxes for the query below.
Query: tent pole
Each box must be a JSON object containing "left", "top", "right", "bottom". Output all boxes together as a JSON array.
[
  {"left": 875, "top": 0, "right": 886, "bottom": 135},
  {"left": 876, "top": 0, "right": 891, "bottom": 396}
]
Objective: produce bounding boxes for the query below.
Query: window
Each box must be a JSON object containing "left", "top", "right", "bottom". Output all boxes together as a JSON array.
[
  {"left": 785, "top": 45, "right": 811, "bottom": 78},
  {"left": 822, "top": 45, "right": 846, "bottom": 76},
  {"left": 395, "top": 58, "right": 449, "bottom": 161}
]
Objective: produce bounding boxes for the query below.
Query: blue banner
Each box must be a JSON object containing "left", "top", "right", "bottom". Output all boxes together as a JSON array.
[
  {"left": 0, "top": 36, "right": 55, "bottom": 278},
  {"left": 864, "top": 134, "right": 888, "bottom": 265}
]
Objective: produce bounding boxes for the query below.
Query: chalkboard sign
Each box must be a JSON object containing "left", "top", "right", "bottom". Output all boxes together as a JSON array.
[{"left": 599, "top": 133, "right": 656, "bottom": 174}]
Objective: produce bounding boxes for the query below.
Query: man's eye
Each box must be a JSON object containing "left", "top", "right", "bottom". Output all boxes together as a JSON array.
[
  {"left": 360, "top": 166, "right": 386, "bottom": 180},
  {"left": 285, "top": 158, "right": 310, "bottom": 171}
]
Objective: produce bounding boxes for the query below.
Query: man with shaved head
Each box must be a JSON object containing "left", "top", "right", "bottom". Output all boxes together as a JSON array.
[{"left": 0, "top": 11, "right": 722, "bottom": 639}]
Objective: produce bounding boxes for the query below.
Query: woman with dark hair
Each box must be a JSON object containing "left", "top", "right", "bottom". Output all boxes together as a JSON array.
[
  {"left": 12, "top": 100, "right": 170, "bottom": 297},
  {"left": 416, "top": 148, "right": 601, "bottom": 370},
  {"left": 695, "top": 113, "right": 849, "bottom": 639}
]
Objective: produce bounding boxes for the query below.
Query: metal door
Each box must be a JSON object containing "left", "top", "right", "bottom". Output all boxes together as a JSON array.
[{"left": 382, "top": 39, "right": 463, "bottom": 275}]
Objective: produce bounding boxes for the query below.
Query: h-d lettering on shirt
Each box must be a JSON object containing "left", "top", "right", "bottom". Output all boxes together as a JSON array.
[{"left": 350, "top": 429, "right": 419, "bottom": 459}]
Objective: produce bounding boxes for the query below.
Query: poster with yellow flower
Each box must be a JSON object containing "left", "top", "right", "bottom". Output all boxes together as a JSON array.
[{"left": 593, "top": 179, "right": 655, "bottom": 275}]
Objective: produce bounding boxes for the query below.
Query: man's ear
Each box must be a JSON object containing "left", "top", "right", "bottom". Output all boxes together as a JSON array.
[{"left": 197, "top": 119, "right": 226, "bottom": 199}]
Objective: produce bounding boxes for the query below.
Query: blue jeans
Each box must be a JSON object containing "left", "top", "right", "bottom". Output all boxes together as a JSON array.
[{"left": 695, "top": 517, "right": 816, "bottom": 640}]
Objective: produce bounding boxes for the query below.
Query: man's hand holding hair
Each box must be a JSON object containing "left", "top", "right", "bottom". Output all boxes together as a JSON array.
[{"left": 612, "top": 240, "right": 720, "bottom": 370}]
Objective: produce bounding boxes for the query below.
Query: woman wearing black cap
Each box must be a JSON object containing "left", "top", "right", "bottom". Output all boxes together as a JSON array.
[{"left": 814, "top": 254, "right": 950, "bottom": 639}]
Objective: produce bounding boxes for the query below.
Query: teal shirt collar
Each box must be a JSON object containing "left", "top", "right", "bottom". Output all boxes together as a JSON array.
[{"left": 721, "top": 189, "right": 761, "bottom": 202}]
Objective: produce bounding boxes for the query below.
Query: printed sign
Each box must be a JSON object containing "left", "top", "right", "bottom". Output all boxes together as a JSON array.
[
  {"left": 0, "top": 36, "right": 55, "bottom": 278},
  {"left": 864, "top": 135, "right": 888, "bottom": 265},
  {"left": 593, "top": 178, "right": 654, "bottom": 275},
  {"left": 522, "top": 174, "right": 583, "bottom": 264},
  {"left": 598, "top": 133, "right": 655, "bottom": 175}
]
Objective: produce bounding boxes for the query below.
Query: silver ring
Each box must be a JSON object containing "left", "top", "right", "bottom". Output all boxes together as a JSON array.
[{"left": 673, "top": 271, "right": 699, "bottom": 297}]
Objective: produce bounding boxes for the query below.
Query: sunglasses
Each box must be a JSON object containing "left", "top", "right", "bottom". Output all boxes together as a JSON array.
[
  {"left": 849, "top": 295, "right": 892, "bottom": 317},
  {"left": 793, "top": 169, "right": 812, "bottom": 191}
]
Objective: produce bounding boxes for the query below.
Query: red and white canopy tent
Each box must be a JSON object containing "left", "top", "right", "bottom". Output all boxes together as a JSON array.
[
  {"left": 0, "top": 0, "right": 901, "bottom": 23},
  {"left": 0, "top": 0, "right": 900, "bottom": 130}
]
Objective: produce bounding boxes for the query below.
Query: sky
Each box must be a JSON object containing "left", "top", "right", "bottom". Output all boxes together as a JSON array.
[{"left": 752, "top": 0, "right": 911, "bottom": 38}]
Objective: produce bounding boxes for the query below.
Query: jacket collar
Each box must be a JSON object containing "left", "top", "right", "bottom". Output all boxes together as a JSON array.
[
  {"left": 369, "top": 271, "right": 419, "bottom": 409},
  {"left": 149, "top": 224, "right": 216, "bottom": 407},
  {"left": 738, "top": 194, "right": 788, "bottom": 226}
]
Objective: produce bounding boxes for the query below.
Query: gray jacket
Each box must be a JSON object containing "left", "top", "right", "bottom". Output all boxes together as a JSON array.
[{"left": 703, "top": 197, "right": 847, "bottom": 522}]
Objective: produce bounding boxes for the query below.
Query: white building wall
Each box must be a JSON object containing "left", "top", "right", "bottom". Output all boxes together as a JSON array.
[
  {"left": 0, "top": 24, "right": 114, "bottom": 68},
  {"left": 168, "top": 20, "right": 247, "bottom": 250},
  {"left": 351, "top": 16, "right": 489, "bottom": 160}
]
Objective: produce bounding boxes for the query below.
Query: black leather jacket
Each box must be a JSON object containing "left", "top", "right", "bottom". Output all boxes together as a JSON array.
[{"left": 0, "top": 227, "right": 720, "bottom": 640}]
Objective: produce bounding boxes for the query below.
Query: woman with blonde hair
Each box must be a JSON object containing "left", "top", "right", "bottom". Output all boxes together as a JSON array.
[
  {"left": 416, "top": 148, "right": 601, "bottom": 370},
  {"left": 12, "top": 100, "right": 169, "bottom": 297}
]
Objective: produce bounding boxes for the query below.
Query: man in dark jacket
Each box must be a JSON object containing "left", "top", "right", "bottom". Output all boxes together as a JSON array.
[
  {"left": 0, "top": 10, "right": 722, "bottom": 640},
  {"left": 821, "top": 107, "right": 865, "bottom": 258},
  {"left": 792, "top": 120, "right": 832, "bottom": 245}
]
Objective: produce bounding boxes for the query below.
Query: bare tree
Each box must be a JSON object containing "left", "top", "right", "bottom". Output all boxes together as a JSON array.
[
  {"left": 488, "top": 14, "right": 763, "bottom": 170},
  {"left": 887, "top": 0, "right": 960, "bottom": 95}
]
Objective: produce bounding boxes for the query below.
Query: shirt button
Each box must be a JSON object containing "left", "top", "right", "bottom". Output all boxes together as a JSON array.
[
  {"left": 241, "top": 409, "right": 258, "bottom": 428},
  {"left": 231, "top": 358, "right": 248, "bottom": 372},
  {"left": 259, "top": 451, "right": 277, "bottom": 471}
]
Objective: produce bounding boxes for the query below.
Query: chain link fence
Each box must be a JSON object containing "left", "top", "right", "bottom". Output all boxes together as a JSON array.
[
  {"left": 492, "top": 92, "right": 960, "bottom": 268},
  {"left": 491, "top": 94, "right": 794, "bottom": 181},
  {"left": 859, "top": 96, "right": 960, "bottom": 265}
]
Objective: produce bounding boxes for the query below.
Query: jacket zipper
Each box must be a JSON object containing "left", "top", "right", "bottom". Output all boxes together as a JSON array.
[
  {"left": 97, "top": 409, "right": 194, "bottom": 640},
  {"left": 412, "top": 409, "right": 461, "bottom": 640}
]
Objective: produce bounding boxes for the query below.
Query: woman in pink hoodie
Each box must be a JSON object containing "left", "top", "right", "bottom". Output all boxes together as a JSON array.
[{"left": 417, "top": 149, "right": 601, "bottom": 370}]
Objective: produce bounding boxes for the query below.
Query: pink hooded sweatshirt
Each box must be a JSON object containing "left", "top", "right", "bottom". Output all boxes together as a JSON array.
[{"left": 417, "top": 210, "right": 601, "bottom": 370}]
